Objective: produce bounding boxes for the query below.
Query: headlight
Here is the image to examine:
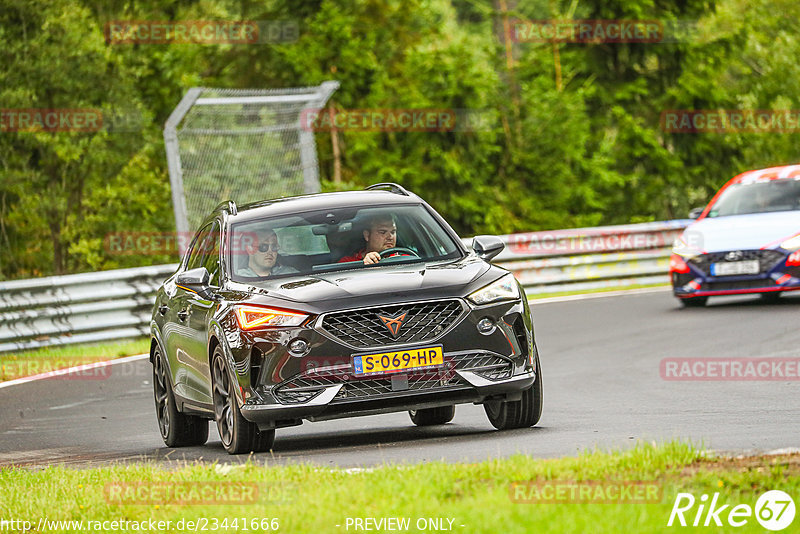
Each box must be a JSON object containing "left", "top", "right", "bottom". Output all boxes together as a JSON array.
[
  {"left": 672, "top": 237, "right": 701, "bottom": 259},
  {"left": 780, "top": 234, "right": 800, "bottom": 251},
  {"left": 468, "top": 274, "right": 521, "bottom": 305},
  {"left": 233, "top": 305, "right": 309, "bottom": 330}
]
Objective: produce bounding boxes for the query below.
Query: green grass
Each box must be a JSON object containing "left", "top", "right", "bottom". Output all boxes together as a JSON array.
[
  {"left": 0, "top": 337, "right": 149, "bottom": 381},
  {"left": 1, "top": 442, "right": 797, "bottom": 533}
]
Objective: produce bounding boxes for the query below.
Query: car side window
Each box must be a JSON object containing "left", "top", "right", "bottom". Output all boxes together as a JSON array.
[
  {"left": 185, "top": 221, "right": 219, "bottom": 273},
  {"left": 201, "top": 221, "right": 221, "bottom": 287},
  {"left": 184, "top": 223, "right": 212, "bottom": 271}
]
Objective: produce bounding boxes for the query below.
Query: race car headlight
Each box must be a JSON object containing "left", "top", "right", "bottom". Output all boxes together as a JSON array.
[
  {"left": 468, "top": 274, "right": 521, "bottom": 305},
  {"left": 780, "top": 234, "right": 800, "bottom": 251},
  {"left": 233, "top": 305, "right": 309, "bottom": 330},
  {"left": 672, "top": 237, "right": 701, "bottom": 259}
]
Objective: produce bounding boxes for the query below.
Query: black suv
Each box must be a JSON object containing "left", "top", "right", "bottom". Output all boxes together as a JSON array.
[{"left": 150, "top": 184, "right": 542, "bottom": 454}]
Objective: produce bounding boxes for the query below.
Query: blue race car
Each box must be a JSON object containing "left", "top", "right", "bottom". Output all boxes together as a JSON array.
[{"left": 671, "top": 164, "right": 800, "bottom": 307}]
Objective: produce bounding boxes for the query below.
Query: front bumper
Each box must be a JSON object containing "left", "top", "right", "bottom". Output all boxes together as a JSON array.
[
  {"left": 672, "top": 250, "right": 800, "bottom": 297},
  {"left": 241, "top": 367, "right": 536, "bottom": 428},
  {"left": 224, "top": 296, "right": 537, "bottom": 428}
]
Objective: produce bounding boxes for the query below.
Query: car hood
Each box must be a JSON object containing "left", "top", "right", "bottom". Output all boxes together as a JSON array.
[
  {"left": 682, "top": 211, "right": 800, "bottom": 252},
  {"left": 228, "top": 257, "right": 497, "bottom": 311}
]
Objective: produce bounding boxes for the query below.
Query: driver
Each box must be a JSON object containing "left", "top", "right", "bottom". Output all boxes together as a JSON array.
[
  {"left": 338, "top": 214, "right": 405, "bottom": 265},
  {"left": 237, "top": 228, "right": 298, "bottom": 277}
]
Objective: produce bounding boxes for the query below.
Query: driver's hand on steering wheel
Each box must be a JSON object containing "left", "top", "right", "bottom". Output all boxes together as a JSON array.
[{"left": 363, "top": 251, "right": 381, "bottom": 265}]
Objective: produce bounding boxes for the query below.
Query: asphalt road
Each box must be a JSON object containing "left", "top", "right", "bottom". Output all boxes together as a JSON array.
[{"left": 2, "top": 289, "right": 799, "bottom": 468}]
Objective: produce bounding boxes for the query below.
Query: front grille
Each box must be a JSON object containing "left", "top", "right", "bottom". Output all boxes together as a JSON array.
[
  {"left": 275, "top": 388, "right": 322, "bottom": 404},
  {"left": 334, "top": 372, "right": 463, "bottom": 400},
  {"left": 704, "top": 279, "right": 777, "bottom": 291},
  {"left": 452, "top": 353, "right": 514, "bottom": 380},
  {"left": 474, "top": 365, "right": 514, "bottom": 381},
  {"left": 320, "top": 300, "right": 465, "bottom": 349},
  {"left": 688, "top": 250, "right": 785, "bottom": 276},
  {"left": 273, "top": 351, "right": 513, "bottom": 404}
]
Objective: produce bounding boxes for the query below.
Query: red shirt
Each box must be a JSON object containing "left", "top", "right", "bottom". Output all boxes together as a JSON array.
[{"left": 338, "top": 249, "right": 366, "bottom": 263}]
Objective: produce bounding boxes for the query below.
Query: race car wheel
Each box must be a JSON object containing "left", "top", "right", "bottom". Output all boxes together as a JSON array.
[
  {"left": 211, "top": 345, "right": 275, "bottom": 454},
  {"left": 679, "top": 296, "right": 708, "bottom": 308},
  {"left": 153, "top": 346, "right": 208, "bottom": 447},
  {"left": 409, "top": 406, "right": 455, "bottom": 426},
  {"left": 484, "top": 351, "right": 543, "bottom": 430}
]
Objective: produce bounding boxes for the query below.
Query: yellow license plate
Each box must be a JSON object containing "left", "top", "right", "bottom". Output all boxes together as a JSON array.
[{"left": 352, "top": 346, "right": 444, "bottom": 376}]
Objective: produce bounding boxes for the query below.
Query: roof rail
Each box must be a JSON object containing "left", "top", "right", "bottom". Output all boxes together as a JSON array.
[
  {"left": 214, "top": 200, "right": 238, "bottom": 215},
  {"left": 365, "top": 183, "right": 411, "bottom": 196}
]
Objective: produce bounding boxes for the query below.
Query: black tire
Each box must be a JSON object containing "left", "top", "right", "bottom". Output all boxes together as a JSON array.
[
  {"left": 211, "top": 346, "right": 275, "bottom": 454},
  {"left": 409, "top": 406, "right": 455, "bottom": 426},
  {"left": 152, "top": 346, "right": 209, "bottom": 447},
  {"left": 484, "top": 351, "right": 543, "bottom": 430},
  {"left": 679, "top": 296, "right": 708, "bottom": 308},
  {"left": 760, "top": 292, "right": 782, "bottom": 303}
]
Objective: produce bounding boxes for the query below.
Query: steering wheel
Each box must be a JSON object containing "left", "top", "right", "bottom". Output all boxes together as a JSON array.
[{"left": 379, "top": 247, "right": 420, "bottom": 259}]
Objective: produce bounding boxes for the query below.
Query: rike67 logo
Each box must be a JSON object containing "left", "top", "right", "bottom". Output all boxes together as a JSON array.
[{"left": 668, "top": 490, "right": 795, "bottom": 531}]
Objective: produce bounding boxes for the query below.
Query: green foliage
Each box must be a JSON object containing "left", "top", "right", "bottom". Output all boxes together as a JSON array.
[{"left": 2, "top": 0, "right": 800, "bottom": 279}]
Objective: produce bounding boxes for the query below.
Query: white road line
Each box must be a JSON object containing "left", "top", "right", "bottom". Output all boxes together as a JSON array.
[
  {"left": 49, "top": 399, "right": 96, "bottom": 410},
  {"left": 530, "top": 286, "right": 671, "bottom": 305},
  {"left": 0, "top": 353, "right": 149, "bottom": 390}
]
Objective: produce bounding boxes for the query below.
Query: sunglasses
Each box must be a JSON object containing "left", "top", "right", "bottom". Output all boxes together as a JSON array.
[{"left": 257, "top": 243, "right": 279, "bottom": 252}]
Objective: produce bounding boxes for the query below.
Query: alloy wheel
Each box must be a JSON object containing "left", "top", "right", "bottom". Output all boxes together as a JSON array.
[
  {"left": 212, "top": 354, "right": 234, "bottom": 447},
  {"left": 153, "top": 353, "right": 170, "bottom": 438}
]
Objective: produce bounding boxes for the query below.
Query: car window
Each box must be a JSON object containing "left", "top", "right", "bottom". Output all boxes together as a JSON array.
[
  {"left": 229, "top": 204, "right": 462, "bottom": 281},
  {"left": 274, "top": 225, "right": 329, "bottom": 255},
  {"left": 184, "top": 222, "right": 213, "bottom": 271},
  {"left": 201, "top": 221, "right": 221, "bottom": 287},
  {"left": 708, "top": 179, "right": 800, "bottom": 217},
  {"left": 184, "top": 221, "right": 221, "bottom": 288}
]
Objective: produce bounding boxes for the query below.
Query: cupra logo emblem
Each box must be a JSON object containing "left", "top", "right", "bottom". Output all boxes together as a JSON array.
[{"left": 378, "top": 311, "right": 407, "bottom": 337}]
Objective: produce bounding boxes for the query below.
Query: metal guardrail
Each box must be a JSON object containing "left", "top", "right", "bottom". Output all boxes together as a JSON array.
[
  {"left": 0, "top": 264, "right": 178, "bottom": 353},
  {"left": 481, "top": 220, "right": 690, "bottom": 294},
  {"left": 0, "top": 220, "right": 690, "bottom": 353}
]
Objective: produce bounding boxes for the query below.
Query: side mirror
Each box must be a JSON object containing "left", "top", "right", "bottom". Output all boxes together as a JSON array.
[
  {"left": 688, "top": 207, "right": 704, "bottom": 220},
  {"left": 472, "top": 235, "right": 505, "bottom": 262},
  {"left": 176, "top": 267, "right": 214, "bottom": 299}
]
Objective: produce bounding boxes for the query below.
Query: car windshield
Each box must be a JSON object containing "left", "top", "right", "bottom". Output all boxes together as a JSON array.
[
  {"left": 228, "top": 204, "right": 462, "bottom": 281},
  {"left": 706, "top": 179, "right": 800, "bottom": 217}
]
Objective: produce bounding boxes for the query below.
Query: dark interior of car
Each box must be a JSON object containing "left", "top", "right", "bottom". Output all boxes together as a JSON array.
[{"left": 231, "top": 209, "right": 438, "bottom": 278}]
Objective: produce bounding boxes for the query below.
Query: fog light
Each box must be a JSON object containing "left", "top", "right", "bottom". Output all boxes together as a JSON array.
[
  {"left": 477, "top": 317, "right": 495, "bottom": 335},
  {"left": 288, "top": 338, "right": 309, "bottom": 355}
]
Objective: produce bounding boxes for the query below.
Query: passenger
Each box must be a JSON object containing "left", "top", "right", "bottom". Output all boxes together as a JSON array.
[{"left": 237, "top": 229, "right": 298, "bottom": 277}]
